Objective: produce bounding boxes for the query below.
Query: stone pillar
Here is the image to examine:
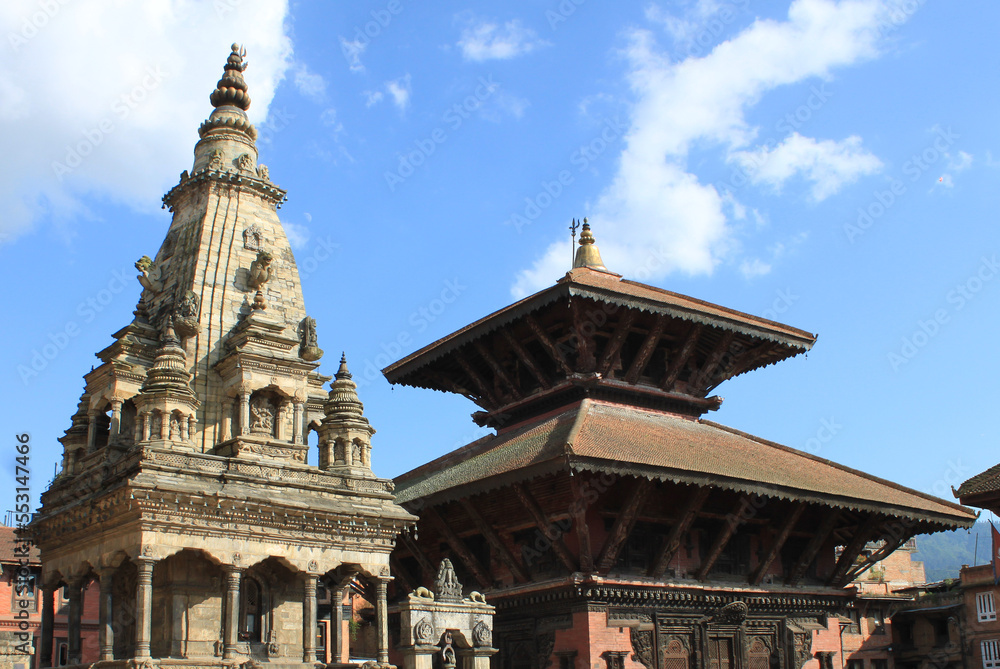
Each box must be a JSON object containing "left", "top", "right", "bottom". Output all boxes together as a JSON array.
[
  {"left": 303, "top": 574, "right": 318, "bottom": 662},
  {"left": 135, "top": 557, "right": 155, "bottom": 659},
  {"left": 179, "top": 413, "right": 189, "bottom": 441},
  {"left": 39, "top": 585, "right": 54, "bottom": 668},
  {"left": 221, "top": 403, "right": 232, "bottom": 442},
  {"left": 376, "top": 577, "right": 390, "bottom": 665},
  {"left": 67, "top": 581, "right": 83, "bottom": 664},
  {"left": 141, "top": 411, "right": 151, "bottom": 441},
  {"left": 332, "top": 584, "right": 346, "bottom": 664},
  {"left": 189, "top": 415, "right": 197, "bottom": 442},
  {"left": 239, "top": 392, "right": 250, "bottom": 436},
  {"left": 98, "top": 567, "right": 115, "bottom": 661},
  {"left": 86, "top": 410, "right": 98, "bottom": 452},
  {"left": 276, "top": 401, "right": 288, "bottom": 441},
  {"left": 293, "top": 402, "right": 304, "bottom": 444},
  {"left": 159, "top": 412, "right": 169, "bottom": 440},
  {"left": 223, "top": 565, "right": 242, "bottom": 660},
  {"left": 109, "top": 399, "right": 123, "bottom": 444}
]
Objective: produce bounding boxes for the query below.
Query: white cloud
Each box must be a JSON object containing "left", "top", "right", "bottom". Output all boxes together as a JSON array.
[
  {"left": 730, "top": 133, "right": 882, "bottom": 201},
  {"left": 282, "top": 217, "right": 311, "bottom": 250},
  {"left": 386, "top": 74, "right": 412, "bottom": 111},
  {"left": 457, "top": 17, "right": 548, "bottom": 62},
  {"left": 0, "top": 0, "right": 293, "bottom": 245},
  {"left": 512, "top": 0, "right": 904, "bottom": 297},
  {"left": 340, "top": 37, "right": 366, "bottom": 73},
  {"left": 320, "top": 108, "right": 343, "bottom": 134},
  {"left": 364, "top": 90, "right": 384, "bottom": 107},
  {"left": 293, "top": 63, "right": 326, "bottom": 101},
  {"left": 740, "top": 258, "right": 772, "bottom": 278},
  {"left": 935, "top": 150, "right": 973, "bottom": 189}
]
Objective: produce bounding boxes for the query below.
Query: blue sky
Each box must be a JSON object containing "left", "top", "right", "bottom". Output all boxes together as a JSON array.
[{"left": 2, "top": 0, "right": 999, "bottom": 518}]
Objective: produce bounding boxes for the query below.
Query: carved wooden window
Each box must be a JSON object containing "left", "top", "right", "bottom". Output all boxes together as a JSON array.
[
  {"left": 240, "top": 577, "right": 265, "bottom": 642},
  {"left": 660, "top": 637, "right": 690, "bottom": 669},
  {"left": 747, "top": 637, "right": 771, "bottom": 669},
  {"left": 707, "top": 637, "right": 733, "bottom": 669},
  {"left": 602, "top": 651, "right": 628, "bottom": 669}
]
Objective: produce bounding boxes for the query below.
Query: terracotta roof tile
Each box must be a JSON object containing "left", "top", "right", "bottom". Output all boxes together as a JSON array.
[
  {"left": 955, "top": 462, "right": 1000, "bottom": 499},
  {"left": 0, "top": 526, "right": 40, "bottom": 565},
  {"left": 394, "top": 400, "right": 974, "bottom": 527}
]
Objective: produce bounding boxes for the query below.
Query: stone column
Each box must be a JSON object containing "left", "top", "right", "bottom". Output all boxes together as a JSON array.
[
  {"left": 98, "top": 567, "right": 115, "bottom": 661},
  {"left": 223, "top": 565, "right": 242, "bottom": 660},
  {"left": 86, "top": 410, "right": 98, "bottom": 452},
  {"left": 189, "top": 415, "right": 197, "bottom": 442},
  {"left": 141, "top": 411, "right": 151, "bottom": 441},
  {"left": 39, "top": 585, "right": 54, "bottom": 668},
  {"left": 109, "top": 399, "right": 122, "bottom": 445},
  {"left": 332, "top": 584, "right": 346, "bottom": 664},
  {"left": 221, "top": 403, "right": 232, "bottom": 442},
  {"left": 239, "top": 392, "right": 250, "bottom": 436},
  {"left": 293, "top": 402, "right": 304, "bottom": 444},
  {"left": 135, "top": 557, "right": 155, "bottom": 659},
  {"left": 376, "top": 577, "right": 390, "bottom": 665},
  {"left": 276, "top": 401, "right": 288, "bottom": 441},
  {"left": 67, "top": 581, "right": 83, "bottom": 664},
  {"left": 303, "top": 574, "right": 318, "bottom": 662}
]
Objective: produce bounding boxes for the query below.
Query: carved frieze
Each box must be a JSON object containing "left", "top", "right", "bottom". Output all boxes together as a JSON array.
[{"left": 629, "top": 628, "right": 654, "bottom": 669}]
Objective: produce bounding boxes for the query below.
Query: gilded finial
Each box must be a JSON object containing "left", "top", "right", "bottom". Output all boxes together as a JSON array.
[{"left": 573, "top": 219, "right": 607, "bottom": 270}]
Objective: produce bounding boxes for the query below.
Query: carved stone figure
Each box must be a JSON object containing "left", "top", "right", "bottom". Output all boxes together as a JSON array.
[
  {"left": 135, "top": 256, "right": 163, "bottom": 293},
  {"left": 299, "top": 316, "right": 323, "bottom": 361},
  {"left": 173, "top": 290, "right": 201, "bottom": 338},
  {"left": 434, "top": 558, "right": 463, "bottom": 602},
  {"left": 414, "top": 617, "right": 433, "bottom": 644},
  {"left": 412, "top": 586, "right": 434, "bottom": 600},
  {"left": 243, "top": 225, "right": 262, "bottom": 251},
  {"left": 440, "top": 632, "right": 456, "bottom": 669},
  {"left": 249, "top": 396, "right": 275, "bottom": 435},
  {"left": 207, "top": 149, "right": 225, "bottom": 171},
  {"left": 237, "top": 153, "right": 254, "bottom": 173},
  {"left": 247, "top": 250, "right": 273, "bottom": 289},
  {"left": 629, "top": 628, "right": 653, "bottom": 669},
  {"left": 715, "top": 601, "right": 748, "bottom": 625},
  {"left": 256, "top": 164, "right": 269, "bottom": 181}
]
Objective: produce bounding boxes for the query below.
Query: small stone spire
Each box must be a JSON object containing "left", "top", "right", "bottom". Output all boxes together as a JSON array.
[
  {"left": 573, "top": 221, "right": 607, "bottom": 270},
  {"left": 327, "top": 354, "right": 364, "bottom": 418},
  {"left": 317, "top": 354, "right": 376, "bottom": 472},
  {"left": 140, "top": 318, "right": 194, "bottom": 396},
  {"left": 210, "top": 43, "right": 251, "bottom": 111}
]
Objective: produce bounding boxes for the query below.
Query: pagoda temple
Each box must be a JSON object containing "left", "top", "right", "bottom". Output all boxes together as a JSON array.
[
  {"left": 385, "top": 224, "right": 976, "bottom": 669},
  {"left": 30, "top": 45, "right": 414, "bottom": 668}
]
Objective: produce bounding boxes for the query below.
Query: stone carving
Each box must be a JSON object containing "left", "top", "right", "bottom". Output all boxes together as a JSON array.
[
  {"left": 180, "top": 170, "right": 189, "bottom": 182},
  {"left": 128, "top": 659, "right": 155, "bottom": 669},
  {"left": 629, "top": 628, "right": 653, "bottom": 669},
  {"left": 412, "top": 586, "right": 434, "bottom": 600},
  {"left": 232, "top": 553, "right": 242, "bottom": 564},
  {"left": 173, "top": 290, "right": 201, "bottom": 338},
  {"left": 307, "top": 559, "right": 318, "bottom": 572},
  {"left": 441, "top": 631, "right": 456, "bottom": 669},
  {"left": 243, "top": 225, "right": 263, "bottom": 251},
  {"left": 434, "top": 558, "right": 463, "bottom": 602},
  {"left": 415, "top": 617, "right": 433, "bottom": 644},
  {"left": 169, "top": 414, "right": 181, "bottom": 440},
  {"left": 239, "top": 658, "right": 262, "bottom": 669},
  {"left": 257, "top": 164, "right": 269, "bottom": 181},
  {"left": 208, "top": 149, "right": 225, "bottom": 171},
  {"left": 248, "top": 250, "right": 273, "bottom": 289},
  {"left": 251, "top": 289, "right": 267, "bottom": 311},
  {"left": 135, "top": 256, "right": 164, "bottom": 293},
  {"left": 141, "top": 545, "right": 153, "bottom": 557},
  {"left": 265, "top": 629, "right": 280, "bottom": 657},
  {"left": 249, "top": 396, "right": 275, "bottom": 435},
  {"left": 538, "top": 632, "right": 556, "bottom": 669},
  {"left": 472, "top": 619, "right": 492, "bottom": 648},
  {"left": 468, "top": 591, "right": 487, "bottom": 603},
  {"left": 299, "top": 316, "right": 323, "bottom": 361},
  {"left": 791, "top": 631, "right": 812, "bottom": 668},
  {"left": 237, "top": 153, "right": 254, "bottom": 173}
]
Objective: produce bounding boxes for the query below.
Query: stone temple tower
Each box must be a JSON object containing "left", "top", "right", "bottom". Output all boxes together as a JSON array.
[{"left": 31, "top": 45, "right": 414, "bottom": 668}]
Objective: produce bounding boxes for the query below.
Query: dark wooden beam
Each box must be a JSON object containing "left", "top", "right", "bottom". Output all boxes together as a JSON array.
[
  {"left": 624, "top": 318, "right": 667, "bottom": 385},
  {"left": 460, "top": 498, "right": 530, "bottom": 583},
  {"left": 454, "top": 351, "right": 500, "bottom": 408},
  {"left": 596, "top": 479, "right": 653, "bottom": 573},
  {"left": 569, "top": 475, "right": 594, "bottom": 573},
  {"left": 598, "top": 311, "right": 634, "bottom": 377},
  {"left": 720, "top": 342, "right": 775, "bottom": 382},
  {"left": 828, "top": 515, "right": 883, "bottom": 587},
  {"left": 844, "top": 534, "right": 907, "bottom": 583},
  {"left": 390, "top": 555, "right": 418, "bottom": 592},
  {"left": 749, "top": 502, "right": 806, "bottom": 585},
  {"left": 525, "top": 315, "right": 573, "bottom": 376},
  {"left": 426, "top": 371, "right": 475, "bottom": 401},
  {"left": 501, "top": 329, "right": 551, "bottom": 390},
  {"left": 571, "top": 299, "right": 597, "bottom": 373},
  {"left": 649, "top": 486, "right": 710, "bottom": 578},
  {"left": 696, "top": 497, "right": 748, "bottom": 581},
  {"left": 423, "top": 506, "right": 493, "bottom": 590},
  {"left": 473, "top": 341, "right": 522, "bottom": 401},
  {"left": 512, "top": 482, "right": 577, "bottom": 573},
  {"left": 398, "top": 531, "right": 435, "bottom": 584},
  {"left": 661, "top": 324, "right": 703, "bottom": 390},
  {"left": 691, "top": 331, "right": 735, "bottom": 392},
  {"left": 785, "top": 509, "right": 840, "bottom": 586}
]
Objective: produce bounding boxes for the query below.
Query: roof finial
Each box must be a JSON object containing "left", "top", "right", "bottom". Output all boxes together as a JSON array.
[
  {"left": 573, "top": 219, "right": 607, "bottom": 270},
  {"left": 210, "top": 43, "right": 251, "bottom": 111}
]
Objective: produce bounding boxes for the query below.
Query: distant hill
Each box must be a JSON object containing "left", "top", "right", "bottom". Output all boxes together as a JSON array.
[{"left": 912, "top": 522, "right": 994, "bottom": 582}]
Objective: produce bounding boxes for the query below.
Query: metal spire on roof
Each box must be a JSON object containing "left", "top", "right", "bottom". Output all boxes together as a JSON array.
[{"left": 573, "top": 219, "right": 607, "bottom": 270}]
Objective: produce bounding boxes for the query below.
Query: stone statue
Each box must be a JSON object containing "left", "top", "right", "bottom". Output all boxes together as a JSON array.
[
  {"left": 434, "top": 558, "right": 463, "bottom": 602},
  {"left": 441, "top": 632, "right": 456, "bottom": 669},
  {"left": 208, "top": 149, "right": 224, "bottom": 171},
  {"left": 135, "top": 256, "right": 163, "bottom": 293},
  {"left": 173, "top": 290, "right": 201, "bottom": 338},
  {"left": 237, "top": 153, "right": 254, "bottom": 173},
  {"left": 248, "top": 250, "right": 273, "bottom": 289},
  {"left": 299, "top": 316, "right": 323, "bottom": 361},
  {"left": 256, "top": 164, "right": 269, "bottom": 181},
  {"left": 249, "top": 396, "right": 275, "bottom": 434}
]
